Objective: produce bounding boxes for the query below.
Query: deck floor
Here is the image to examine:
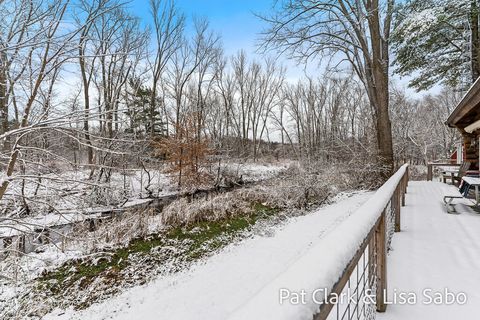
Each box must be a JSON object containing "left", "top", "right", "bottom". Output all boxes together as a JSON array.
[{"left": 377, "top": 181, "right": 480, "bottom": 320}]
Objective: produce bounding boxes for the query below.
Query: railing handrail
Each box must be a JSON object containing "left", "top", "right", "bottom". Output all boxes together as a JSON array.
[
  {"left": 228, "top": 164, "right": 409, "bottom": 320},
  {"left": 315, "top": 164, "right": 409, "bottom": 319}
]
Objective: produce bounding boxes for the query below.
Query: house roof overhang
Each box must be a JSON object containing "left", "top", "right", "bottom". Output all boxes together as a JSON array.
[{"left": 446, "top": 77, "right": 480, "bottom": 130}]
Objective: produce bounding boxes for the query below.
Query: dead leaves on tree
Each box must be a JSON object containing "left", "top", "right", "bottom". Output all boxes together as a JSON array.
[{"left": 154, "top": 115, "right": 213, "bottom": 189}]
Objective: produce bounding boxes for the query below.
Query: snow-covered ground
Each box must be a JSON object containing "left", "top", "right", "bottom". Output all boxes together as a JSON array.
[
  {"left": 0, "top": 161, "right": 289, "bottom": 238},
  {"left": 224, "top": 161, "right": 288, "bottom": 182},
  {"left": 41, "top": 168, "right": 480, "bottom": 320},
  {"left": 44, "top": 191, "right": 372, "bottom": 320},
  {"left": 377, "top": 181, "right": 480, "bottom": 320}
]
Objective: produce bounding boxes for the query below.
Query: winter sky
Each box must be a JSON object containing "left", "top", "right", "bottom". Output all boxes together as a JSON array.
[
  {"left": 128, "top": 0, "right": 324, "bottom": 82},
  {"left": 129, "top": 0, "right": 438, "bottom": 95},
  {"left": 129, "top": 0, "right": 271, "bottom": 56}
]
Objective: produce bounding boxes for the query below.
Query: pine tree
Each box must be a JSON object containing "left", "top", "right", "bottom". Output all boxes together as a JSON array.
[
  {"left": 393, "top": 0, "right": 479, "bottom": 90},
  {"left": 125, "top": 78, "right": 167, "bottom": 136}
]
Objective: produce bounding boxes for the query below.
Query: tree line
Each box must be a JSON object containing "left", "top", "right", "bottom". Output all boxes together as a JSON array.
[{"left": 0, "top": 0, "right": 472, "bottom": 202}]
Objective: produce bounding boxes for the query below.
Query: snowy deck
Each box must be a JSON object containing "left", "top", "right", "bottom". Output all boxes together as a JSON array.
[{"left": 378, "top": 181, "right": 480, "bottom": 319}]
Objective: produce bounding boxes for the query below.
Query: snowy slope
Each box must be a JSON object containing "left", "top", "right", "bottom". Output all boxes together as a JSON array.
[
  {"left": 0, "top": 162, "right": 287, "bottom": 238},
  {"left": 45, "top": 191, "right": 372, "bottom": 320}
]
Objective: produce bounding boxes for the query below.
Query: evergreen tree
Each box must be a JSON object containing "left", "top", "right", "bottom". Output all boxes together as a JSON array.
[
  {"left": 393, "top": 0, "right": 479, "bottom": 90},
  {"left": 126, "top": 78, "right": 167, "bottom": 136}
]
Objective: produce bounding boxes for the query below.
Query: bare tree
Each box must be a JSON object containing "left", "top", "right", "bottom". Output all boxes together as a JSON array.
[
  {"left": 260, "top": 0, "right": 396, "bottom": 177},
  {"left": 148, "top": 0, "right": 185, "bottom": 137},
  {"left": 390, "top": 86, "right": 461, "bottom": 164},
  {"left": 77, "top": 0, "right": 116, "bottom": 178},
  {"left": 0, "top": 0, "right": 74, "bottom": 200}
]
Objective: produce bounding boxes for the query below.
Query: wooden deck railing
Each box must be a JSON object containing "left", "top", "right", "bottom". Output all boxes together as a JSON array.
[
  {"left": 315, "top": 165, "right": 409, "bottom": 320},
  {"left": 427, "top": 162, "right": 460, "bottom": 181}
]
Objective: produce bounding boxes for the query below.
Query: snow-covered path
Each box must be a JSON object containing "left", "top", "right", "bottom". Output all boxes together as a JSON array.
[
  {"left": 378, "top": 181, "right": 480, "bottom": 320},
  {"left": 45, "top": 192, "right": 372, "bottom": 320}
]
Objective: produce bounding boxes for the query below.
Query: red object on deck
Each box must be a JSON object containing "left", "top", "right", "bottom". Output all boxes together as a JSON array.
[{"left": 450, "top": 150, "right": 457, "bottom": 161}]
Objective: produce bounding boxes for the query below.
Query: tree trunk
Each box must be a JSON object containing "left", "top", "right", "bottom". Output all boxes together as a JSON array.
[
  {"left": 79, "top": 37, "right": 95, "bottom": 178},
  {"left": 471, "top": 0, "right": 480, "bottom": 83},
  {"left": 150, "top": 80, "right": 157, "bottom": 137},
  {"left": 375, "top": 88, "right": 395, "bottom": 175},
  {"left": 0, "top": 48, "right": 8, "bottom": 151},
  {"left": 367, "top": 0, "right": 394, "bottom": 178}
]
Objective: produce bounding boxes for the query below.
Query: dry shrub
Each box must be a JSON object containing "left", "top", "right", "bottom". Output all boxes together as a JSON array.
[
  {"left": 162, "top": 193, "right": 253, "bottom": 227},
  {"left": 84, "top": 185, "right": 125, "bottom": 207},
  {"left": 407, "top": 164, "right": 427, "bottom": 181},
  {"left": 236, "top": 160, "right": 387, "bottom": 208},
  {"left": 68, "top": 209, "right": 158, "bottom": 251},
  {"left": 153, "top": 114, "right": 214, "bottom": 190},
  {"left": 338, "top": 162, "right": 391, "bottom": 189},
  {"left": 100, "top": 210, "right": 152, "bottom": 245},
  {"left": 160, "top": 160, "right": 387, "bottom": 228},
  {"left": 161, "top": 163, "right": 335, "bottom": 227}
]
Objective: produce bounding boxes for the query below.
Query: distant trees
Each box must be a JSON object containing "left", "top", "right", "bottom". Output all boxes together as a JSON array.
[
  {"left": 390, "top": 86, "right": 461, "bottom": 164},
  {"left": 260, "top": 0, "right": 396, "bottom": 178},
  {"left": 125, "top": 78, "right": 166, "bottom": 136},
  {"left": 393, "top": 0, "right": 480, "bottom": 90},
  {"left": 278, "top": 75, "right": 375, "bottom": 162},
  {"left": 226, "top": 52, "right": 285, "bottom": 159},
  {"left": 0, "top": 0, "right": 462, "bottom": 208}
]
